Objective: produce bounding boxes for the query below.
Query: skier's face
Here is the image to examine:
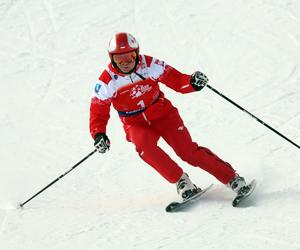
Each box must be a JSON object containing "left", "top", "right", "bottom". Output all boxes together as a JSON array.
[{"left": 113, "top": 51, "right": 137, "bottom": 73}]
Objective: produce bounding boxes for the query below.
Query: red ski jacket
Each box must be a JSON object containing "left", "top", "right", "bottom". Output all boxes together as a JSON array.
[{"left": 89, "top": 54, "right": 195, "bottom": 139}]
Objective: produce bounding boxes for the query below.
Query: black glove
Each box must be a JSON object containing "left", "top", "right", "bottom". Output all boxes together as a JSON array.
[
  {"left": 94, "top": 133, "right": 110, "bottom": 153},
  {"left": 190, "top": 71, "right": 209, "bottom": 91}
]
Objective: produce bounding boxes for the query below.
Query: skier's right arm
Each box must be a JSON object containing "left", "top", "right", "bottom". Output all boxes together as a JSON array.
[
  {"left": 90, "top": 95, "right": 111, "bottom": 153},
  {"left": 89, "top": 70, "right": 113, "bottom": 153},
  {"left": 89, "top": 97, "right": 111, "bottom": 139}
]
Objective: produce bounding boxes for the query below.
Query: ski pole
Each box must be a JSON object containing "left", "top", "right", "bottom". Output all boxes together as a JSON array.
[
  {"left": 206, "top": 84, "right": 300, "bottom": 150},
  {"left": 19, "top": 149, "right": 97, "bottom": 208}
]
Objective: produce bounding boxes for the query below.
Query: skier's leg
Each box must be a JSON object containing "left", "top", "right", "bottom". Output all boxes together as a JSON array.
[
  {"left": 126, "top": 124, "right": 183, "bottom": 183},
  {"left": 154, "top": 108, "right": 236, "bottom": 184}
]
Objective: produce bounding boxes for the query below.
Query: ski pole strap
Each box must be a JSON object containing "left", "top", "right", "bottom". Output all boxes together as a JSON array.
[{"left": 206, "top": 84, "right": 300, "bottom": 150}]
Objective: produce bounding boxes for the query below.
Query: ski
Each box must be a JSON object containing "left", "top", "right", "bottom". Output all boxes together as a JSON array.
[
  {"left": 165, "top": 184, "right": 214, "bottom": 212},
  {"left": 232, "top": 179, "right": 256, "bottom": 207}
]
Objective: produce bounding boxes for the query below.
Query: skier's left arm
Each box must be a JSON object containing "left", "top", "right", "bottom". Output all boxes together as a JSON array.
[{"left": 155, "top": 60, "right": 209, "bottom": 93}]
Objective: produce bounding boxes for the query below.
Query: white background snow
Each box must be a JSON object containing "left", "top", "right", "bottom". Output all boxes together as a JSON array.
[{"left": 0, "top": 0, "right": 300, "bottom": 249}]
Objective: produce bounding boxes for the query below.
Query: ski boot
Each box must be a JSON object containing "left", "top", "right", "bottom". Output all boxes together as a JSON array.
[
  {"left": 229, "top": 174, "right": 256, "bottom": 207},
  {"left": 229, "top": 174, "right": 247, "bottom": 193},
  {"left": 176, "top": 173, "right": 199, "bottom": 200}
]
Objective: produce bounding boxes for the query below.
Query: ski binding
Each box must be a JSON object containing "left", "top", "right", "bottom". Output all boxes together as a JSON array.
[
  {"left": 166, "top": 184, "right": 214, "bottom": 212},
  {"left": 232, "top": 179, "right": 256, "bottom": 207}
]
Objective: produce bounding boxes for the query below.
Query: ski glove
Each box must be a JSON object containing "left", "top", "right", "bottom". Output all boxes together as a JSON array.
[
  {"left": 94, "top": 133, "right": 110, "bottom": 153},
  {"left": 190, "top": 71, "right": 209, "bottom": 91}
]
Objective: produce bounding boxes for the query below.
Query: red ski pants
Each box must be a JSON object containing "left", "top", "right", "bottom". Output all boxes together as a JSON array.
[{"left": 124, "top": 107, "right": 236, "bottom": 184}]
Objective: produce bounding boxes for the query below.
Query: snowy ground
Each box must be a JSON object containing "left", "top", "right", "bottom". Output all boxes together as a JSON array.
[{"left": 1, "top": 0, "right": 300, "bottom": 249}]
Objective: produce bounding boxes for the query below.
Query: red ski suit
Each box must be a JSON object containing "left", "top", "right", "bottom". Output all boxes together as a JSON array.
[{"left": 90, "top": 55, "right": 236, "bottom": 184}]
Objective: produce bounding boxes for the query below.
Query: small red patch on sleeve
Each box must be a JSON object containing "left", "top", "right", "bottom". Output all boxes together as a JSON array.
[
  {"left": 144, "top": 55, "right": 153, "bottom": 67},
  {"left": 99, "top": 70, "right": 112, "bottom": 84}
]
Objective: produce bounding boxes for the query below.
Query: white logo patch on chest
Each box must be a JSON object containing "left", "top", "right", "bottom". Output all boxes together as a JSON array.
[{"left": 130, "top": 84, "right": 152, "bottom": 99}]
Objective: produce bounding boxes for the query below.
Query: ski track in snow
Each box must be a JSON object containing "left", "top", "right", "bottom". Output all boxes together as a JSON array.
[
  {"left": 0, "top": 210, "right": 8, "bottom": 236},
  {"left": 0, "top": 0, "right": 300, "bottom": 249},
  {"left": 20, "top": 0, "right": 38, "bottom": 65}
]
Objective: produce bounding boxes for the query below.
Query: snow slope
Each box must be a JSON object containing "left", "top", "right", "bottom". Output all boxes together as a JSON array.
[{"left": 0, "top": 0, "right": 300, "bottom": 249}]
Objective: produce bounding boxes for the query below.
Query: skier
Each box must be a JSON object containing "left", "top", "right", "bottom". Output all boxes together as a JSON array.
[{"left": 89, "top": 32, "right": 249, "bottom": 201}]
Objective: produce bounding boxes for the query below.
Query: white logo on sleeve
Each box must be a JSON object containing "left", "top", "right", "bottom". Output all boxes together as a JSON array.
[{"left": 178, "top": 126, "right": 184, "bottom": 131}]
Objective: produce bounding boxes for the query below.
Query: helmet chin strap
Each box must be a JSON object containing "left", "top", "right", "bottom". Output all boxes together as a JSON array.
[{"left": 112, "top": 55, "right": 140, "bottom": 75}]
